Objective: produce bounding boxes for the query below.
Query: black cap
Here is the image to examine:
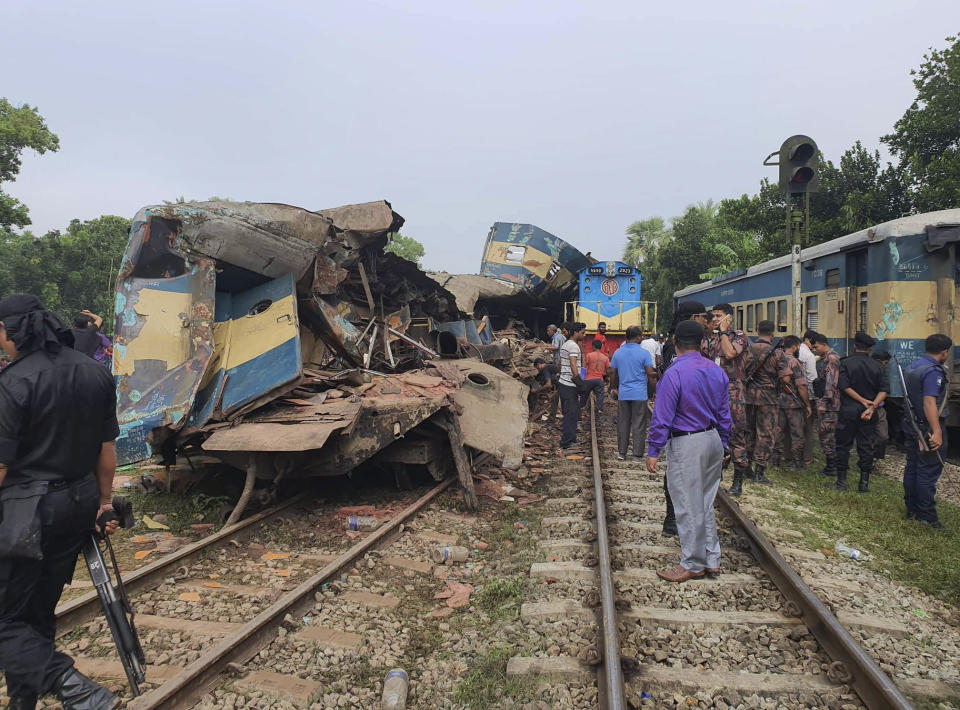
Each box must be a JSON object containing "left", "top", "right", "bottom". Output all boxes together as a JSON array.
[
  {"left": 533, "top": 358, "right": 546, "bottom": 366},
  {"left": 854, "top": 331, "right": 876, "bottom": 349},
  {"left": 676, "top": 300, "right": 706, "bottom": 316},
  {"left": 675, "top": 320, "right": 705, "bottom": 340}
]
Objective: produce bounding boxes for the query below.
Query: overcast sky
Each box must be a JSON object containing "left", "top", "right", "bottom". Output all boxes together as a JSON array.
[{"left": 3, "top": 1, "right": 958, "bottom": 273}]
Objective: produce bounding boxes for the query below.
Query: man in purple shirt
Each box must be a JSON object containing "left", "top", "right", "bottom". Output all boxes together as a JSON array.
[{"left": 646, "top": 320, "right": 732, "bottom": 583}]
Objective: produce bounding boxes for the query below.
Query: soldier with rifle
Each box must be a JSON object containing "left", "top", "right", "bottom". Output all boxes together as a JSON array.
[
  {"left": 744, "top": 320, "right": 792, "bottom": 486},
  {"left": 810, "top": 333, "right": 842, "bottom": 478},
  {"left": 835, "top": 332, "right": 888, "bottom": 492},
  {"left": 773, "top": 336, "right": 812, "bottom": 471},
  {"left": 0, "top": 295, "right": 121, "bottom": 710},
  {"left": 898, "top": 334, "right": 952, "bottom": 530}
]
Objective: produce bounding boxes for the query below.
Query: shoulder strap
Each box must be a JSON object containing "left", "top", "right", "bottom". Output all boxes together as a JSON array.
[{"left": 745, "top": 339, "right": 780, "bottom": 384}]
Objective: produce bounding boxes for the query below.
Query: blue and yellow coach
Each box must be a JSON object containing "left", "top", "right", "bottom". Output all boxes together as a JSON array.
[{"left": 675, "top": 209, "right": 960, "bottom": 424}]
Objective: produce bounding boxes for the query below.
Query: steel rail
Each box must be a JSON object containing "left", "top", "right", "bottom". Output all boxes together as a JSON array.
[
  {"left": 714, "top": 489, "right": 912, "bottom": 710},
  {"left": 589, "top": 398, "right": 627, "bottom": 710},
  {"left": 128, "top": 477, "right": 454, "bottom": 710},
  {"left": 56, "top": 492, "right": 312, "bottom": 636}
]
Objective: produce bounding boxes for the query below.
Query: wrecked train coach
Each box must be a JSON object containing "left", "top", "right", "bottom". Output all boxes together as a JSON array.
[{"left": 112, "top": 200, "right": 529, "bottom": 513}]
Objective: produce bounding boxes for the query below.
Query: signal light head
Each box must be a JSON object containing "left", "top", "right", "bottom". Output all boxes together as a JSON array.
[{"left": 779, "top": 135, "right": 819, "bottom": 193}]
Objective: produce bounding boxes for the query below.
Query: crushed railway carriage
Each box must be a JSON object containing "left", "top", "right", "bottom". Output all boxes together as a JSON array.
[
  {"left": 674, "top": 209, "right": 960, "bottom": 425},
  {"left": 565, "top": 261, "right": 658, "bottom": 352},
  {"left": 112, "top": 201, "right": 529, "bottom": 490},
  {"left": 480, "top": 222, "right": 593, "bottom": 300}
]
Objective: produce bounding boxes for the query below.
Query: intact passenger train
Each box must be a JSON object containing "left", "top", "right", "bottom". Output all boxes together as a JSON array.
[{"left": 674, "top": 209, "right": 960, "bottom": 425}]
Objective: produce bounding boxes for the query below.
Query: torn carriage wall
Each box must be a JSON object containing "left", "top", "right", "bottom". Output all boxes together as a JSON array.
[{"left": 112, "top": 200, "right": 462, "bottom": 465}]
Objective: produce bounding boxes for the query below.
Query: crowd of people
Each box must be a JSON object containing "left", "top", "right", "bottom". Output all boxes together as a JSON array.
[{"left": 532, "top": 305, "right": 952, "bottom": 583}]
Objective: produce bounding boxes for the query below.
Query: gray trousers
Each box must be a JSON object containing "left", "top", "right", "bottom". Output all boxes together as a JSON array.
[
  {"left": 617, "top": 399, "right": 649, "bottom": 457},
  {"left": 665, "top": 429, "right": 723, "bottom": 573}
]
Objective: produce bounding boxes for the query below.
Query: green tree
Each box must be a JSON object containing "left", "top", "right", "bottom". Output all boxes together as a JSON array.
[
  {"left": 0, "top": 99, "right": 60, "bottom": 230},
  {"left": 0, "top": 215, "right": 131, "bottom": 330},
  {"left": 384, "top": 232, "right": 425, "bottom": 264},
  {"left": 883, "top": 34, "right": 960, "bottom": 212},
  {"left": 623, "top": 217, "right": 671, "bottom": 268}
]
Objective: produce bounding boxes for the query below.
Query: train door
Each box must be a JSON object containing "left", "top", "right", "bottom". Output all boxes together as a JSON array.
[{"left": 844, "top": 250, "right": 868, "bottom": 353}]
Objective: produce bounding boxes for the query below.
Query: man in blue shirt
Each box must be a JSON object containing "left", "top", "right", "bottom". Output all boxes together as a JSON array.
[
  {"left": 902, "top": 334, "right": 952, "bottom": 530},
  {"left": 647, "top": 320, "right": 731, "bottom": 583},
  {"left": 610, "top": 325, "right": 658, "bottom": 460}
]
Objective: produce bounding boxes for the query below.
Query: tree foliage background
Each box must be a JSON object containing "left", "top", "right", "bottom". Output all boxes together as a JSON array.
[
  {"left": 627, "top": 34, "right": 960, "bottom": 329},
  {"left": 384, "top": 232, "right": 426, "bottom": 264}
]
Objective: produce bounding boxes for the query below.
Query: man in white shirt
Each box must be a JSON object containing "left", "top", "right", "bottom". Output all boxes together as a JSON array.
[
  {"left": 558, "top": 322, "right": 586, "bottom": 449},
  {"left": 799, "top": 330, "right": 820, "bottom": 465},
  {"left": 640, "top": 333, "right": 662, "bottom": 368}
]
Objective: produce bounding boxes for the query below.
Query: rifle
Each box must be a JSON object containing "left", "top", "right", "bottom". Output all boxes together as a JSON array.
[
  {"left": 81, "top": 497, "right": 146, "bottom": 696},
  {"left": 893, "top": 357, "right": 945, "bottom": 465}
]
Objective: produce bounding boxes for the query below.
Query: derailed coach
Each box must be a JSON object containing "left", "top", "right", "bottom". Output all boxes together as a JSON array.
[{"left": 110, "top": 201, "right": 530, "bottom": 518}]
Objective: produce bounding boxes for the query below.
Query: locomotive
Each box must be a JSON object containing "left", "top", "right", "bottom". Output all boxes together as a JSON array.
[{"left": 566, "top": 260, "right": 658, "bottom": 353}]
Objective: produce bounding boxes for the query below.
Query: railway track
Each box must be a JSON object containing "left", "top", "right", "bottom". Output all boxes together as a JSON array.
[
  {"left": 17, "top": 479, "right": 459, "bottom": 709},
  {"left": 509, "top": 400, "right": 958, "bottom": 709}
]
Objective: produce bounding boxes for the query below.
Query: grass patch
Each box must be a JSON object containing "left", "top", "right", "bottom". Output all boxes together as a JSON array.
[
  {"left": 453, "top": 646, "right": 536, "bottom": 708},
  {"left": 487, "top": 505, "right": 541, "bottom": 564},
  {"left": 119, "top": 487, "right": 232, "bottom": 535},
  {"left": 764, "top": 457, "right": 960, "bottom": 606},
  {"left": 476, "top": 575, "right": 528, "bottom": 620}
]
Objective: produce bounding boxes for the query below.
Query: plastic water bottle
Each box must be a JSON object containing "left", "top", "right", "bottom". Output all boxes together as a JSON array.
[
  {"left": 381, "top": 668, "right": 409, "bottom": 709},
  {"left": 834, "top": 542, "right": 867, "bottom": 561},
  {"left": 346, "top": 516, "right": 380, "bottom": 531}
]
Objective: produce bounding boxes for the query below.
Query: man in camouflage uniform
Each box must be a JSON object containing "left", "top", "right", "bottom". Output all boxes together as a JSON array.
[
  {"left": 810, "top": 333, "right": 841, "bottom": 476},
  {"left": 774, "top": 336, "right": 812, "bottom": 470},
  {"left": 745, "top": 320, "right": 792, "bottom": 486},
  {"left": 705, "top": 303, "right": 751, "bottom": 496}
]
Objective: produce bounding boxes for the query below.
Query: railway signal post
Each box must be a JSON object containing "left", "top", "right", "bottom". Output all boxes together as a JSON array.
[{"left": 764, "top": 135, "right": 819, "bottom": 334}]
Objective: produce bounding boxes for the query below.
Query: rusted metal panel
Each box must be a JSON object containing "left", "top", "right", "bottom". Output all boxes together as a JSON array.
[
  {"left": 200, "top": 401, "right": 363, "bottom": 453},
  {"left": 451, "top": 360, "right": 529, "bottom": 468}
]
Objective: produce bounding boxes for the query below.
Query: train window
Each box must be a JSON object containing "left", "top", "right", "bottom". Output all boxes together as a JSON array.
[
  {"left": 806, "top": 295, "right": 819, "bottom": 330},
  {"left": 584, "top": 286, "right": 591, "bottom": 293},
  {"left": 747, "top": 304, "right": 755, "bottom": 332},
  {"left": 766, "top": 301, "right": 775, "bottom": 323},
  {"left": 584, "top": 277, "right": 591, "bottom": 283},
  {"left": 505, "top": 246, "right": 526, "bottom": 264},
  {"left": 777, "top": 299, "right": 787, "bottom": 332},
  {"left": 826, "top": 268, "right": 841, "bottom": 289},
  {"left": 859, "top": 291, "right": 868, "bottom": 332},
  {"left": 737, "top": 307, "right": 744, "bottom": 331},
  {"left": 629, "top": 286, "right": 636, "bottom": 293}
]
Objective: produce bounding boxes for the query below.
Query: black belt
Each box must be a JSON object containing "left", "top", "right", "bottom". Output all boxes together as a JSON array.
[{"left": 669, "top": 425, "right": 715, "bottom": 438}]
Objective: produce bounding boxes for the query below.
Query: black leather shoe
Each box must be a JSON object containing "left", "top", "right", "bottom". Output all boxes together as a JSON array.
[
  {"left": 8, "top": 695, "right": 38, "bottom": 710},
  {"left": 53, "top": 668, "right": 118, "bottom": 710},
  {"left": 919, "top": 519, "right": 947, "bottom": 531}
]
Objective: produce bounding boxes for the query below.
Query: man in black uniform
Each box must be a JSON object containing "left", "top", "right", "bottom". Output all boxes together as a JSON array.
[
  {"left": 835, "top": 332, "right": 889, "bottom": 492},
  {"left": 902, "top": 334, "right": 952, "bottom": 529},
  {"left": 0, "top": 295, "right": 120, "bottom": 710}
]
